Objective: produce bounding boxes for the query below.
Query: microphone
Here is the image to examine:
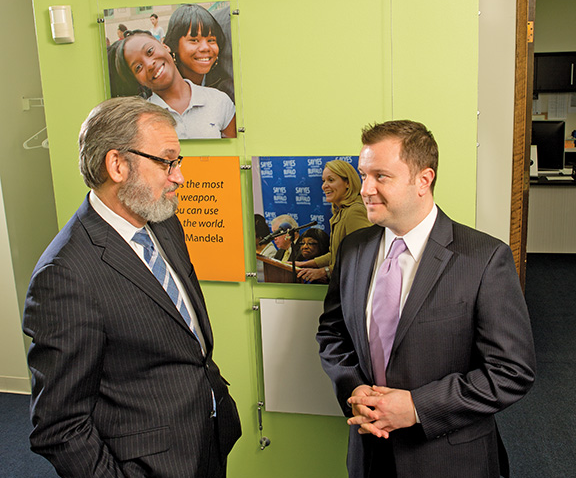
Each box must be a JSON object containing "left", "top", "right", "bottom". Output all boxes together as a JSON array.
[
  {"left": 258, "top": 222, "right": 292, "bottom": 245},
  {"left": 258, "top": 220, "right": 318, "bottom": 245},
  {"left": 258, "top": 227, "right": 287, "bottom": 246}
]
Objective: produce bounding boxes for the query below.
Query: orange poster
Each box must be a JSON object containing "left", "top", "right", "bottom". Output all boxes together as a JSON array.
[{"left": 176, "top": 156, "right": 245, "bottom": 282}]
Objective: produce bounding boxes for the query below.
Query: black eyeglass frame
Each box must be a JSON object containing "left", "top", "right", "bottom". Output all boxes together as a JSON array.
[{"left": 127, "top": 149, "right": 183, "bottom": 174}]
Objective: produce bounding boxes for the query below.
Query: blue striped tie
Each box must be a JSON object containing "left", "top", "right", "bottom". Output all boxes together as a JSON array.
[
  {"left": 133, "top": 228, "right": 216, "bottom": 416},
  {"left": 132, "top": 228, "right": 201, "bottom": 343}
]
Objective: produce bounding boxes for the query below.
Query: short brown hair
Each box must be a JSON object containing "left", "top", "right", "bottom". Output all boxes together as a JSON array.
[{"left": 361, "top": 120, "right": 438, "bottom": 191}]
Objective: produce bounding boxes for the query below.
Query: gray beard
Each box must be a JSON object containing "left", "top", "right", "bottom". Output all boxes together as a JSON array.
[{"left": 118, "top": 170, "right": 178, "bottom": 224}]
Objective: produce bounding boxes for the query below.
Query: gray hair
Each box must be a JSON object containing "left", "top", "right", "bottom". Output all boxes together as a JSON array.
[
  {"left": 78, "top": 96, "right": 176, "bottom": 189},
  {"left": 272, "top": 214, "right": 298, "bottom": 230}
]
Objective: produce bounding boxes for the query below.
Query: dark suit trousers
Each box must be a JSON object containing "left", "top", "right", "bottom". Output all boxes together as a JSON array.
[{"left": 367, "top": 438, "right": 397, "bottom": 478}]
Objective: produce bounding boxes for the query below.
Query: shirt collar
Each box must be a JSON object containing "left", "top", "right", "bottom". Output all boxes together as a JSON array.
[
  {"left": 89, "top": 190, "right": 142, "bottom": 244},
  {"left": 385, "top": 204, "right": 438, "bottom": 261},
  {"left": 148, "top": 79, "right": 206, "bottom": 114}
]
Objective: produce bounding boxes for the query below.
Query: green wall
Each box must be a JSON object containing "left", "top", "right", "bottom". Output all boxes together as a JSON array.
[{"left": 32, "top": 0, "right": 479, "bottom": 476}]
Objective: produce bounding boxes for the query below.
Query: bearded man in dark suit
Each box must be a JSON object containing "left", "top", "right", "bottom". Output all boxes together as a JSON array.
[
  {"left": 23, "top": 96, "right": 241, "bottom": 477},
  {"left": 317, "top": 120, "right": 535, "bottom": 478}
]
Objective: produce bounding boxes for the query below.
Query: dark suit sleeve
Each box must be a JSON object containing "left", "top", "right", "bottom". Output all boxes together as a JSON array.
[
  {"left": 23, "top": 262, "right": 125, "bottom": 478},
  {"left": 411, "top": 243, "right": 536, "bottom": 439},
  {"left": 317, "top": 244, "right": 367, "bottom": 415}
]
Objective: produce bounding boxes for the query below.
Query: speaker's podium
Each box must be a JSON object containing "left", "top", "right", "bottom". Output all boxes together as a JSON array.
[{"left": 256, "top": 254, "right": 303, "bottom": 283}]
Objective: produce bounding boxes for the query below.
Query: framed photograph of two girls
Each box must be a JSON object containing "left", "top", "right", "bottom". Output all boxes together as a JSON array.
[{"left": 103, "top": 3, "right": 236, "bottom": 139}]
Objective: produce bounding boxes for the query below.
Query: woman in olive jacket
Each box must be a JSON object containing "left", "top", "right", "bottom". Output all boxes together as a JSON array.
[{"left": 297, "top": 160, "right": 372, "bottom": 283}]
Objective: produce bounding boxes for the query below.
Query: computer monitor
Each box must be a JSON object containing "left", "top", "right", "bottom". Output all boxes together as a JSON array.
[{"left": 531, "top": 120, "right": 565, "bottom": 172}]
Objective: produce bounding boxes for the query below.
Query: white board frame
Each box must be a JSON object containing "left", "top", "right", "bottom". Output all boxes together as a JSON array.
[{"left": 259, "top": 298, "right": 342, "bottom": 416}]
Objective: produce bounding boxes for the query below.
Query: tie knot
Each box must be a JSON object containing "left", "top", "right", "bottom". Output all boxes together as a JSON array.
[
  {"left": 132, "top": 228, "right": 154, "bottom": 251},
  {"left": 388, "top": 238, "right": 406, "bottom": 260}
]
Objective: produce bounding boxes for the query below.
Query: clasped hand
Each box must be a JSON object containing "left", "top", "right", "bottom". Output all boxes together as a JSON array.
[{"left": 347, "top": 385, "right": 417, "bottom": 438}]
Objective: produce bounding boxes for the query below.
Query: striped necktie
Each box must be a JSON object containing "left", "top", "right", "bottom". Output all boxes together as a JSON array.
[
  {"left": 132, "top": 228, "right": 201, "bottom": 345},
  {"left": 132, "top": 228, "right": 216, "bottom": 415}
]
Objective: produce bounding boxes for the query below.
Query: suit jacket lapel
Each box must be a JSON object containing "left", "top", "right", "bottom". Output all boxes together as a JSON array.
[
  {"left": 150, "top": 220, "right": 214, "bottom": 350},
  {"left": 77, "top": 198, "right": 200, "bottom": 339},
  {"left": 391, "top": 208, "right": 454, "bottom": 354},
  {"left": 354, "top": 226, "right": 384, "bottom": 381}
]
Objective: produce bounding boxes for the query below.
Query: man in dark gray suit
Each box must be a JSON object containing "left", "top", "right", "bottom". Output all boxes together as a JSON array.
[
  {"left": 23, "top": 97, "right": 241, "bottom": 477},
  {"left": 317, "top": 120, "right": 536, "bottom": 478}
]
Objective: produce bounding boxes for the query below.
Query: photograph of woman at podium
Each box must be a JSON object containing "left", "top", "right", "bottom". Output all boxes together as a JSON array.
[
  {"left": 295, "top": 228, "right": 330, "bottom": 284},
  {"left": 296, "top": 228, "right": 329, "bottom": 262},
  {"left": 296, "top": 160, "right": 371, "bottom": 283}
]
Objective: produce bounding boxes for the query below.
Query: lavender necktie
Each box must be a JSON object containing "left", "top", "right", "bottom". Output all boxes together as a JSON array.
[{"left": 369, "top": 238, "right": 407, "bottom": 386}]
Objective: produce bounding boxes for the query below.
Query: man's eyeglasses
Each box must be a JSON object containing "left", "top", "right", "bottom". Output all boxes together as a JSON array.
[{"left": 127, "top": 149, "right": 183, "bottom": 174}]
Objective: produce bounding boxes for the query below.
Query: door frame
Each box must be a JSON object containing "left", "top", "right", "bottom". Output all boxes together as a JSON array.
[{"left": 510, "top": 0, "right": 536, "bottom": 289}]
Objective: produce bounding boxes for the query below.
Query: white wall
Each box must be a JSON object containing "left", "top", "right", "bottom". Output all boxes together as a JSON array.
[
  {"left": 0, "top": 180, "right": 30, "bottom": 393},
  {"left": 0, "top": 0, "right": 58, "bottom": 393},
  {"left": 476, "top": 0, "right": 517, "bottom": 243}
]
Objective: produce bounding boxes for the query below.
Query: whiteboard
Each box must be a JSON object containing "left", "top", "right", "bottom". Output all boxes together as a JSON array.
[{"left": 259, "top": 298, "right": 342, "bottom": 416}]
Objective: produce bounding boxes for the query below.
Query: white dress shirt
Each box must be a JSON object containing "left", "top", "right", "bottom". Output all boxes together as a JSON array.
[
  {"left": 89, "top": 191, "right": 207, "bottom": 353},
  {"left": 364, "top": 204, "right": 438, "bottom": 421},
  {"left": 365, "top": 204, "right": 438, "bottom": 332}
]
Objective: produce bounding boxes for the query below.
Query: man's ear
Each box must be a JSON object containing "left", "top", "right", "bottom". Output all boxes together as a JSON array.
[
  {"left": 417, "top": 168, "right": 435, "bottom": 196},
  {"left": 105, "top": 150, "right": 129, "bottom": 184}
]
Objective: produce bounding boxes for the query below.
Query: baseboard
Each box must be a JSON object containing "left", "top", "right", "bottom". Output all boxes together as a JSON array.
[{"left": 0, "top": 376, "right": 31, "bottom": 394}]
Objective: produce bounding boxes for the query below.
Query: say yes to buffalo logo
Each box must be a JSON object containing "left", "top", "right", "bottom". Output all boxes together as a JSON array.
[
  {"left": 295, "top": 186, "right": 311, "bottom": 205},
  {"left": 260, "top": 160, "right": 273, "bottom": 179},
  {"left": 283, "top": 159, "right": 297, "bottom": 178},
  {"left": 273, "top": 186, "right": 287, "bottom": 204},
  {"left": 307, "top": 158, "right": 323, "bottom": 177}
]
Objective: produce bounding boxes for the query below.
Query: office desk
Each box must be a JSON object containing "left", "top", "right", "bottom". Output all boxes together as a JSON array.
[{"left": 528, "top": 178, "right": 576, "bottom": 253}]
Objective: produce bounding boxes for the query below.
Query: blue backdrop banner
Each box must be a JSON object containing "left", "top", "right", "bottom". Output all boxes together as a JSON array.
[{"left": 254, "top": 156, "right": 360, "bottom": 233}]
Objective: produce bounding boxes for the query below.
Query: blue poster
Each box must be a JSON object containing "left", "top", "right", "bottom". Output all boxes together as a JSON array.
[{"left": 253, "top": 155, "right": 359, "bottom": 233}]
